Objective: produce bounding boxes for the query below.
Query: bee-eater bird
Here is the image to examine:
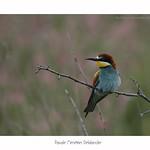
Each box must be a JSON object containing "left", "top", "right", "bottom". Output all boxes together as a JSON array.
[{"left": 84, "top": 53, "right": 121, "bottom": 118}]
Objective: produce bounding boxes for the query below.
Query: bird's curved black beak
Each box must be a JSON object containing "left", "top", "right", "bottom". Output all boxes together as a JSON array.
[{"left": 85, "top": 57, "right": 99, "bottom": 61}]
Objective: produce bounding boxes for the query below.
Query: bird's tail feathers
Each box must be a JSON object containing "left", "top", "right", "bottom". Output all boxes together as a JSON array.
[
  {"left": 84, "top": 101, "right": 97, "bottom": 117},
  {"left": 84, "top": 93, "right": 108, "bottom": 118}
]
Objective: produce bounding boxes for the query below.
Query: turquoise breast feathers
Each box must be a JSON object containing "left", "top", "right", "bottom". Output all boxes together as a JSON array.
[{"left": 96, "top": 66, "right": 121, "bottom": 92}]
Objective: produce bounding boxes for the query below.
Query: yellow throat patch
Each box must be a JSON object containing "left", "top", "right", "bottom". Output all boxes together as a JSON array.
[{"left": 96, "top": 61, "right": 111, "bottom": 68}]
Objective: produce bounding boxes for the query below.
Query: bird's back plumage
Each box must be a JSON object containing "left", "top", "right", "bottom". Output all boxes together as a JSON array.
[{"left": 84, "top": 66, "right": 121, "bottom": 118}]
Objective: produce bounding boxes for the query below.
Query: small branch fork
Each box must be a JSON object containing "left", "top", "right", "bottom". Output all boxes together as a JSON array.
[{"left": 35, "top": 65, "right": 150, "bottom": 114}]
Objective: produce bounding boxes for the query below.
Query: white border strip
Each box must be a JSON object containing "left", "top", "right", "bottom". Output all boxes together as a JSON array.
[
  {"left": 0, "top": 0, "right": 150, "bottom": 14},
  {"left": 0, "top": 136, "right": 149, "bottom": 150}
]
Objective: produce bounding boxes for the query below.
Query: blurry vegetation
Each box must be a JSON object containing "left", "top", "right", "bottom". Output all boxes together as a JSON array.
[{"left": 0, "top": 15, "right": 150, "bottom": 135}]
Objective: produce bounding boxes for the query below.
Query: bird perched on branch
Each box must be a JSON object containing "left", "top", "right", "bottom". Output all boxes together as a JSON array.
[{"left": 84, "top": 53, "right": 121, "bottom": 117}]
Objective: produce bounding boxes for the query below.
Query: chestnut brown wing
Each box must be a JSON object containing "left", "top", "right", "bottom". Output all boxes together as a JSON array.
[{"left": 93, "top": 70, "right": 100, "bottom": 86}]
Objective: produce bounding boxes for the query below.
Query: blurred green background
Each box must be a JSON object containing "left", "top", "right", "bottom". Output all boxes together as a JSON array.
[{"left": 0, "top": 15, "right": 150, "bottom": 135}]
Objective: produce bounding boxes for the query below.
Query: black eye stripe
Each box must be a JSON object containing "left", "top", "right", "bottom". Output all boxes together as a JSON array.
[
  {"left": 99, "top": 57, "right": 105, "bottom": 61},
  {"left": 98, "top": 57, "right": 112, "bottom": 64},
  {"left": 98, "top": 57, "right": 106, "bottom": 62}
]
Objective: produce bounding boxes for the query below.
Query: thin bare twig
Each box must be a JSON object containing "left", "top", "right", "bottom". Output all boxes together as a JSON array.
[
  {"left": 140, "top": 109, "right": 150, "bottom": 117},
  {"left": 64, "top": 89, "right": 88, "bottom": 136},
  {"left": 97, "top": 104, "right": 107, "bottom": 135},
  {"left": 74, "top": 57, "right": 90, "bottom": 85},
  {"left": 35, "top": 65, "right": 94, "bottom": 88},
  {"left": 35, "top": 65, "right": 150, "bottom": 104}
]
